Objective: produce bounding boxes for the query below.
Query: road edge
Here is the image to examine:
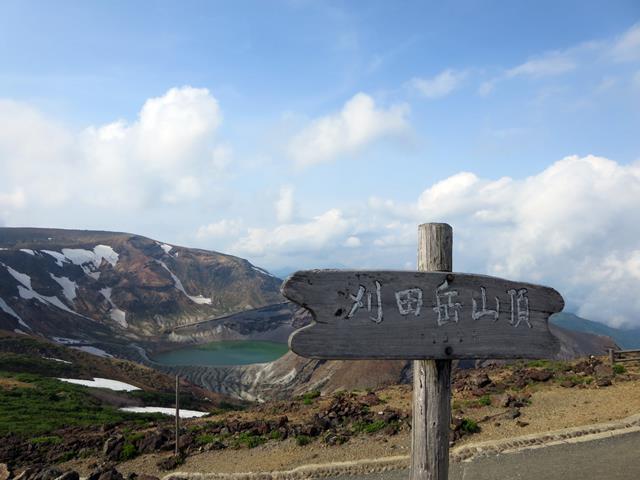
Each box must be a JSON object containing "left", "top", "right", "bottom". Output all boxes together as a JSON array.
[{"left": 164, "top": 413, "right": 640, "bottom": 479}]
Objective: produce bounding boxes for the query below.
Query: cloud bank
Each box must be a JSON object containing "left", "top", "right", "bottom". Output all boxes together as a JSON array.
[
  {"left": 229, "top": 155, "right": 640, "bottom": 328},
  {"left": 0, "top": 86, "right": 224, "bottom": 225}
]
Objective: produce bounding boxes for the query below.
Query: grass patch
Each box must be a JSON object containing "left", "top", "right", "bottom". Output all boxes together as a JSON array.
[
  {"left": 296, "top": 435, "right": 311, "bottom": 446},
  {"left": 269, "top": 430, "right": 284, "bottom": 440},
  {"left": 460, "top": 418, "right": 480, "bottom": 434},
  {"left": 120, "top": 443, "right": 137, "bottom": 460},
  {"left": 613, "top": 364, "right": 626, "bottom": 375},
  {"left": 352, "top": 419, "right": 387, "bottom": 434},
  {"left": 233, "top": 432, "right": 265, "bottom": 449},
  {"left": 30, "top": 435, "right": 62, "bottom": 445},
  {"left": 300, "top": 390, "right": 321, "bottom": 405},
  {"left": 0, "top": 370, "right": 163, "bottom": 437},
  {"left": 477, "top": 395, "right": 492, "bottom": 406},
  {"left": 196, "top": 433, "right": 223, "bottom": 445}
]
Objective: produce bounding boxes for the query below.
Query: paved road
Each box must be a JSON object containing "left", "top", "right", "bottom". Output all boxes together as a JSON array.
[{"left": 328, "top": 430, "right": 640, "bottom": 480}]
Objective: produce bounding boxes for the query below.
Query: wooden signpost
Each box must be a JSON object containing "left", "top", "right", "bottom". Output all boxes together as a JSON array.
[{"left": 282, "top": 223, "right": 564, "bottom": 480}]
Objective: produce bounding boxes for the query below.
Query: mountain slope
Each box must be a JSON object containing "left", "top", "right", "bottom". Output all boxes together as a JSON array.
[
  {"left": 550, "top": 312, "right": 640, "bottom": 349},
  {"left": 0, "top": 228, "right": 282, "bottom": 341}
]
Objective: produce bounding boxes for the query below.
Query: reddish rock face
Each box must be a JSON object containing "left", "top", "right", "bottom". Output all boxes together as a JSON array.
[{"left": 0, "top": 227, "right": 283, "bottom": 340}]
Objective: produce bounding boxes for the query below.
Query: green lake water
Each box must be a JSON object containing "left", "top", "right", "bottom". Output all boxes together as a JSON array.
[{"left": 151, "top": 340, "right": 289, "bottom": 366}]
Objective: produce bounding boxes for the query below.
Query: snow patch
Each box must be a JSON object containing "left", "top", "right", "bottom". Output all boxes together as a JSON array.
[
  {"left": 52, "top": 337, "right": 82, "bottom": 345},
  {"left": 71, "top": 346, "right": 113, "bottom": 358},
  {"left": 58, "top": 377, "right": 139, "bottom": 391},
  {"left": 18, "top": 285, "right": 76, "bottom": 314},
  {"left": 41, "top": 245, "right": 120, "bottom": 278},
  {"left": 50, "top": 274, "right": 77, "bottom": 302},
  {"left": 100, "top": 287, "right": 127, "bottom": 328},
  {"left": 119, "top": 407, "right": 208, "bottom": 418},
  {"left": 43, "top": 357, "right": 72, "bottom": 364},
  {"left": 4, "top": 264, "right": 32, "bottom": 289},
  {"left": 155, "top": 260, "right": 212, "bottom": 305},
  {"left": 20, "top": 249, "right": 36, "bottom": 256},
  {"left": 0, "top": 296, "right": 31, "bottom": 330},
  {"left": 62, "top": 246, "right": 117, "bottom": 278},
  {"left": 13, "top": 329, "right": 27, "bottom": 335},
  {"left": 160, "top": 243, "right": 173, "bottom": 254},
  {"left": 3, "top": 263, "right": 92, "bottom": 321}
]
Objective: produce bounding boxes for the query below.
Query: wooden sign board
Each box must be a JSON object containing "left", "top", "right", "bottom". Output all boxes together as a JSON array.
[{"left": 282, "top": 270, "right": 564, "bottom": 360}]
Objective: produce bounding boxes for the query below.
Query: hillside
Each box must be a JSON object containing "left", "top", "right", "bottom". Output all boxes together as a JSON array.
[
  {"left": 551, "top": 312, "right": 640, "bottom": 349},
  {"left": 0, "top": 228, "right": 283, "bottom": 343}
]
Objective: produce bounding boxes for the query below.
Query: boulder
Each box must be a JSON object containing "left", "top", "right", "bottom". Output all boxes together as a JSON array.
[{"left": 471, "top": 373, "right": 492, "bottom": 388}]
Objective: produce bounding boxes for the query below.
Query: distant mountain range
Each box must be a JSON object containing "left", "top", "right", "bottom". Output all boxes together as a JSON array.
[{"left": 550, "top": 312, "right": 640, "bottom": 349}]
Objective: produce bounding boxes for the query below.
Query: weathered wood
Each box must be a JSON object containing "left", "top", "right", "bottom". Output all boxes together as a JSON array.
[
  {"left": 418, "top": 223, "right": 452, "bottom": 272},
  {"left": 609, "top": 348, "right": 614, "bottom": 366},
  {"left": 283, "top": 270, "right": 563, "bottom": 359},
  {"left": 411, "top": 223, "right": 452, "bottom": 480}
]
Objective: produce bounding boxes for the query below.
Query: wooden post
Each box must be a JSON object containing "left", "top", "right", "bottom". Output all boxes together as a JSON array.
[
  {"left": 609, "top": 348, "right": 614, "bottom": 366},
  {"left": 175, "top": 374, "right": 180, "bottom": 456},
  {"left": 411, "top": 223, "right": 453, "bottom": 480}
]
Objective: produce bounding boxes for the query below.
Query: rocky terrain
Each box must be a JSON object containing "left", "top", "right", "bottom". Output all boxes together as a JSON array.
[
  {"left": 144, "top": 310, "right": 618, "bottom": 401},
  {"left": 0, "top": 228, "right": 285, "bottom": 352},
  {"left": 2, "top": 353, "right": 638, "bottom": 480}
]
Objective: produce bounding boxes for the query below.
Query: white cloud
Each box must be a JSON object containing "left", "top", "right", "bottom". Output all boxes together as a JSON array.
[
  {"left": 409, "top": 69, "right": 467, "bottom": 99},
  {"left": 275, "top": 186, "right": 295, "bottom": 223},
  {"left": 344, "top": 236, "right": 361, "bottom": 247},
  {"left": 196, "top": 219, "right": 243, "bottom": 240},
  {"left": 506, "top": 51, "right": 577, "bottom": 78},
  {"left": 610, "top": 22, "right": 640, "bottom": 62},
  {"left": 411, "top": 155, "right": 640, "bottom": 328},
  {"left": 0, "top": 86, "right": 226, "bottom": 223},
  {"left": 231, "top": 155, "right": 640, "bottom": 328},
  {"left": 232, "top": 208, "right": 352, "bottom": 256},
  {"left": 288, "top": 93, "right": 410, "bottom": 167}
]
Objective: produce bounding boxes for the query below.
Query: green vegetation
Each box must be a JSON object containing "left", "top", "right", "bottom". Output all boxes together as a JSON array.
[
  {"left": 30, "top": 435, "right": 62, "bottom": 445},
  {"left": 477, "top": 395, "right": 492, "bottom": 406},
  {"left": 233, "top": 432, "right": 265, "bottom": 449},
  {"left": 120, "top": 443, "right": 138, "bottom": 460},
  {"left": 300, "top": 390, "right": 321, "bottom": 405},
  {"left": 269, "top": 429, "right": 284, "bottom": 440},
  {"left": 0, "top": 370, "right": 163, "bottom": 437},
  {"left": 295, "top": 435, "right": 311, "bottom": 446},
  {"left": 0, "top": 352, "right": 76, "bottom": 377},
  {"left": 196, "top": 433, "right": 223, "bottom": 445},
  {"left": 352, "top": 419, "right": 387, "bottom": 434},
  {"left": 460, "top": 418, "right": 480, "bottom": 434},
  {"left": 613, "top": 364, "right": 626, "bottom": 375}
]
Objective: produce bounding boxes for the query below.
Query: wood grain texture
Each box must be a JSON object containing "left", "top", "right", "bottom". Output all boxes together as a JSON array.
[
  {"left": 418, "top": 223, "right": 452, "bottom": 272},
  {"left": 411, "top": 359, "right": 452, "bottom": 480},
  {"left": 412, "top": 222, "right": 452, "bottom": 480},
  {"left": 283, "top": 270, "right": 563, "bottom": 359}
]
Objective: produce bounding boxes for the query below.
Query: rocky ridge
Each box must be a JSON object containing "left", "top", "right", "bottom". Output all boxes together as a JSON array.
[{"left": 0, "top": 228, "right": 283, "bottom": 346}]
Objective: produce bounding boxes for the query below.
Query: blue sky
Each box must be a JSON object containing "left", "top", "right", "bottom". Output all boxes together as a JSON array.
[{"left": 1, "top": 1, "right": 640, "bottom": 326}]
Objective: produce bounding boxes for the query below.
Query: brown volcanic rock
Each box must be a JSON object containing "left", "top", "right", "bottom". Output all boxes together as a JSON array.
[{"left": 0, "top": 228, "right": 283, "bottom": 340}]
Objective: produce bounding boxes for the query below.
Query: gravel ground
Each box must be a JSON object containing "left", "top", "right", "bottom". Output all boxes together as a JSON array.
[{"left": 112, "top": 377, "right": 640, "bottom": 477}]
